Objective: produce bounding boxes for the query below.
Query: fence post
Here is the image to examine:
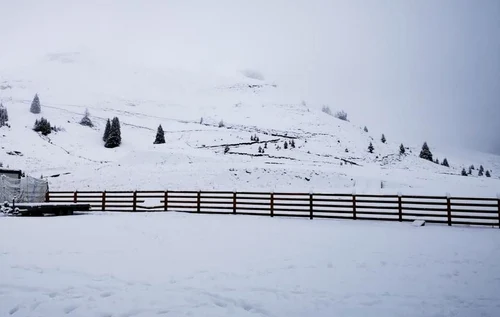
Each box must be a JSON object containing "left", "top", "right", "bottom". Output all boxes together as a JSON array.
[
  {"left": 352, "top": 194, "right": 357, "bottom": 220},
  {"left": 45, "top": 191, "right": 50, "bottom": 202},
  {"left": 447, "top": 196, "right": 452, "bottom": 226},
  {"left": 497, "top": 198, "right": 500, "bottom": 229},
  {"left": 197, "top": 191, "right": 201, "bottom": 213},
  {"left": 102, "top": 191, "right": 106, "bottom": 211},
  {"left": 398, "top": 194, "right": 402, "bottom": 222},
  {"left": 309, "top": 193, "right": 313, "bottom": 219},
  {"left": 270, "top": 192, "right": 274, "bottom": 217},
  {"left": 233, "top": 192, "right": 237, "bottom": 214},
  {"left": 132, "top": 191, "right": 137, "bottom": 212},
  {"left": 164, "top": 190, "right": 168, "bottom": 211},
  {"left": 73, "top": 191, "right": 78, "bottom": 203}
]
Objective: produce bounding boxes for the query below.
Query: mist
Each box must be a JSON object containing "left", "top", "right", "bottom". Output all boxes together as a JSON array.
[{"left": 1, "top": 0, "right": 499, "bottom": 153}]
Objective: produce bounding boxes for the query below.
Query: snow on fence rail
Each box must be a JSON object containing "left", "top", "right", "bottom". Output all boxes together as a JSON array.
[{"left": 45, "top": 191, "right": 500, "bottom": 228}]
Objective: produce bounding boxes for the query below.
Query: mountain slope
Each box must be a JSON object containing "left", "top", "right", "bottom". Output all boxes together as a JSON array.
[{"left": 1, "top": 53, "right": 499, "bottom": 196}]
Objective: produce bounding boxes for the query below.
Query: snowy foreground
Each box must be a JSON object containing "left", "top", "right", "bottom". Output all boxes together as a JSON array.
[{"left": 1, "top": 213, "right": 500, "bottom": 317}]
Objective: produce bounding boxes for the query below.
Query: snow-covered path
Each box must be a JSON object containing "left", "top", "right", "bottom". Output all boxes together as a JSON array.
[{"left": 1, "top": 213, "right": 499, "bottom": 317}]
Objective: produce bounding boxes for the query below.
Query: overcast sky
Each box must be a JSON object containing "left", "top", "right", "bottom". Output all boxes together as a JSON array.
[{"left": 1, "top": 0, "right": 499, "bottom": 153}]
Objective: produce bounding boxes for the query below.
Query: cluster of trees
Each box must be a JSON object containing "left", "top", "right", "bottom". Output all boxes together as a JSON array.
[
  {"left": 102, "top": 117, "right": 121, "bottom": 148},
  {"left": 462, "top": 165, "right": 492, "bottom": 177},
  {"left": 0, "top": 103, "right": 9, "bottom": 127},
  {"left": 250, "top": 134, "right": 260, "bottom": 142},
  {"left": 321, "top": 106, "right": 348, "bottom": 121},
  {"left": 33, "top": 117, "right": 52, "bottom": 135}
]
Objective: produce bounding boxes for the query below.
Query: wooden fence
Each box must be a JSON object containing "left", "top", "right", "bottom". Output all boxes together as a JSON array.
[{"left": 46, "top": 190, "right": 500, "bottom": 228}]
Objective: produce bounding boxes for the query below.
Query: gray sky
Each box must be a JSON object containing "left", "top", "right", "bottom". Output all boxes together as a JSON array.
[{"left": 1, "top": 0, "right": 499, "bottom": 153}]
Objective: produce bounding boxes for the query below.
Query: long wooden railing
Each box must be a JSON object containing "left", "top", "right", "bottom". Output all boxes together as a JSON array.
[{"left": 46, "top": 190, "right": 500, "bottom": 228}]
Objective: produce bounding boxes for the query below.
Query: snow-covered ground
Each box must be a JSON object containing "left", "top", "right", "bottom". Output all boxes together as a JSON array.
[
  {"left": 1, "top": 212, "right": 499, "bottom": 317},
  {"left": 1, "top": 53, "right": 499, "bottom": 196}
]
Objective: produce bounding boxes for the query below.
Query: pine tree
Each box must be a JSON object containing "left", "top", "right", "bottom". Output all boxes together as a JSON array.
[
  {"left": 30, "top": 94, "right": 41, "bottom": 114},
  {"left": 442, "top": 158, "right": 449, "bottom": 167},
  {"left": 364, "top": 126, "right": 368, "bottom": 132},
  {"left": 153, "top": 124, "right": 165, "bottom": 144},
  {"left": 368, "top": 142, "right": 374, "bottom": 153},
  {"left": 284, "top": 141, "right": 288, "bottom": 149},
  {"left": 0, "top": 103, "right": 8, "bottom": 127},
  {"left": 435, "top": 158, "right": 440, "bottom": 165},
  {"left": 199, "top": 117, "right": 204, "bottom": 124},
  {"left": 478, "top": 169, "right": 484, "bottom": 177},
  {"left": 102, "top": 119, "right": 111, "bottom": 142},
  {"left": 468, "top": 166, "right": 472, "bottom": 175},
  {"left": 419, "top": 142, "right": 433, "bottom": 161},
  {"left": 291, "top": 139, "right": 295, "bottom": 148},
  {"left": 258, "top": 146, "right": 263, "bottom": 153},
  {"left": 264, "top": 142, "right": 268, "bottom": 149},
  {"left": 218, "top": 120, "right": 225, "bottom": 128},
  {"left": 381, "top": 134, "right": 386, "bottom": 143},
  {"left": 485, "top": 170, "right": 491, "bottom": 177},
  {"left": 399, "top": 143, "right": 405, "bottom": 155},
  {"left": 470, "top": 164, "right": 475, "bottom": 170},
  {"left": 255, "top": 135, "right": 259, "bottom": 142},
  {"left": 105, "top": 117, "right": 121, "bottom": 148},
  {"left": 479, "top": 165, "right": 484, "bottom": 174},
  {"left": 33, "top": 117, "right": 51, "bottom": 135},
  {"left": 80, "top": 108, "right": 93, "bottom": 127},
  {"left": 461, "top": 168, "right": 467, "bottom": 176},
  {"left": 250, "top": 135, "right": 255, "bottom": 141}
]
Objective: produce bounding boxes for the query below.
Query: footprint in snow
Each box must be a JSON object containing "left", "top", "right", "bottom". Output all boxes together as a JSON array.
[
  {"left": 64, "top": 304, "right": 78, "bottom": 314},
  {"left": 9, "top": 305, "right": 20, "bottom": 315}
]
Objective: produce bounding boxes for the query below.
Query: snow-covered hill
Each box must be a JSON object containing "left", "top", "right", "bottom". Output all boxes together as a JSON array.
[{"left": 1, "top": 53, "right": 499, "bottom": 196}]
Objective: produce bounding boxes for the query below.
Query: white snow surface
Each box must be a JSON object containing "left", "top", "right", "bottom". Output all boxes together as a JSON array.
[
  {"left": 0, "top": 53, "right": 500, "bottom": 196},
  {"left": 1, "top": 212, "right": 499, "bottom": 317}
]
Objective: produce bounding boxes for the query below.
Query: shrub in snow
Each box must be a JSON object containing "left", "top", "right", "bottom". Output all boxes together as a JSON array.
[
  {"left": 381, "top": 134, "right": 386, "bottom": 143},
  {"left": 224, "top": 145, "right": 230, "bottom": 154},
  {"left": 321, "top": 105, "right": 332, "bottom": 115},
  {"left": 441, "top": 158, "right": 449, "bottom": 167},
  {"left": 345, "top": 148, "right": 349, "bottom": 153},
  {"left": 284, "top": 141, "right": 288, "bottom": 149},
  {"left": 364, "top": 126, "right": 368, "bottom": 132},
  {"left": 105, "top": 117, "right": 121, "bottom": 148},
  {"left": 33, "top": 117, "right": 51, "bottom": 135},
  {"left": 153, "top": 124, "right": 165, "bottom": 144},
  {"left": 102, "top": 119, "right": 111, "bottom": 141},
  {"left": 485, "top": 170, "right": 491, "bottom": 177},
  {"left": 0, "top": 103, "right": 8, "bottom": 127},
  {"left": 419, "top": 142, "right": 433, "bottom": 162},
  {"left": 264, "top": 142, "right": 268, "bottom": 149},
  {"left": 30, "top": 94, "right": 41, "bottom": 114},
  {"left": 334, "top": 110, "right": 348, "bottom": 121},
  {"left": 478, "top": 169, "right": 484, "bottom": 177},
  {"left": 368, "top": 142, "right": 374, "bottom": 153},
  {"left": 468, "top": 166, "right": 473, "bottom": 175},
  {"left": 399, "top": 143, "right": 405, "bottom": 155},
  {"left": 79, "top": 108, "right": 93, "bottom": 127},
  {"left": 218, "top": 120, "right": 225, "bottom": 128},
  {"left": 461, "top": 168, "right": 467, "bottom": 176},
  {"left": 258, "top": 146, "right": 263, "bottom": 153}
]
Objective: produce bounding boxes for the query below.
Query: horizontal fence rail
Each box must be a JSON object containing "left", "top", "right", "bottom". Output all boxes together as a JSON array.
[{"left": 46, "top": 191, "right": 500, "bottom": 228}]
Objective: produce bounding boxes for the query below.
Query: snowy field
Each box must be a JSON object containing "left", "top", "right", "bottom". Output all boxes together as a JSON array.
[{"left": 1, "top": 212, "right": 499, "bottom": 317}]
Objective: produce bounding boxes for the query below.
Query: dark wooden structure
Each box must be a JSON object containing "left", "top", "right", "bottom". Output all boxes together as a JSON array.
[
  {"left": 13, "top": 202, "right": 91, "bottom": 216},
  {"left": 45, "top": 190, "right": 500, "bottom": 228}
]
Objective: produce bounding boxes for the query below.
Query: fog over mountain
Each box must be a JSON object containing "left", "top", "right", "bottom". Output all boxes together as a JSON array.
[{"left": 1, "top": 0, "right": 499, "bottom": 153}]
